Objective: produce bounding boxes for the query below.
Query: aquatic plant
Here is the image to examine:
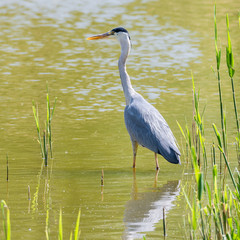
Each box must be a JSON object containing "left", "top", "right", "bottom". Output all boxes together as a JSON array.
[
  {"left": 179, "top": 6, "right": 240, "bottom": 239},
  {"left": 226, "top": 13, "right": 240, "bottom": 161},
  {"left": 163, "top": 207, "right": 166, "bottom": 237},
  {"left": 180, "top": 87, "right": 240, "bottom": 238},
  {"left": 32, "top": 84, "right": 57, "bottom": 166},
  {"left": 212, "top": 5, "right": 227, "bottom": 154},
  {"left": 177, "top": 74, "right": 207, "bottom": 169},
  {"left": 58, "top": 209, "right": 63, "bottom": 240},
  {"left": 6, "top": 154, "right": 9, "bottom": 182},
  {"left": 58, "top": 209, "right": 81, "bottom": 240},
  {"left": 1, "top": 200, "right": 11, "bottom": 240},
  {"left": 0, "top": 200, "right": 81, "bottom": 240}
]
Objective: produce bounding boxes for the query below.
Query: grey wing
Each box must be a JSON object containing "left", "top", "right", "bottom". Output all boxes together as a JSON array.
[{"left": 124, "top": 95, "right": 180, "bottom": 164}]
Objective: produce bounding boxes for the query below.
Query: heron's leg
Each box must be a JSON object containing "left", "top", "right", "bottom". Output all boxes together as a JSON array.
[
  {"left": 155, "top": 153, "right": 159, "bottom": 170},
  {"left": 132, "top": 141, "right": 138, "bottom": 168},
  {"left": 154, "top": 169, "right": 159, "bottom": 187}
]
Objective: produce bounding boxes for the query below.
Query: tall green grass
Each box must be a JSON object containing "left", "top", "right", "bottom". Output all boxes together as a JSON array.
[
  {"left": 213, "top": 5, "right": 227, "bottom": 154},
  {"left": 181, "top": 83, "right": 240, "bottom": 238},
  {"left": 177, "top": 74, "right": 207, "bottom": 169},
  {"left": 180, "top": 6, "right": 240, "bottom": 239},
  {"left": 226, "top": 13, "right": 240, "bottom": 161},
  {"left": 57, "top": 209, "right": 81, "bottom": 240},
  {"left": 32, "top": 84, "right": 57, "bottom": 166}
]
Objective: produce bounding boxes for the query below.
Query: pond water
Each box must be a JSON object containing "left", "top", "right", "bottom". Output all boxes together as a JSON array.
[{"left": 0, "top": 0, "right": 239, "bottom": 239}]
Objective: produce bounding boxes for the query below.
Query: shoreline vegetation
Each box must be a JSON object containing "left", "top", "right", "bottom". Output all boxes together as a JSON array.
[
  {"left": 178, "top": 5, "right": 240, "bottom": 239},
  {"left": 0, "top": 4, "right": 239, "bottom": 240}
]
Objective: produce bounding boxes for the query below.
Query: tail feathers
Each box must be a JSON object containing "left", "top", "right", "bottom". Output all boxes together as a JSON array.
[{"left": 158, "top": 148, "right": 181, "bottom": 165}]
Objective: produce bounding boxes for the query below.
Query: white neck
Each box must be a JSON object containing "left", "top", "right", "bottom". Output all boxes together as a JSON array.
[{"left": 117, "top": 33, "right": 135, "bottom": 105}]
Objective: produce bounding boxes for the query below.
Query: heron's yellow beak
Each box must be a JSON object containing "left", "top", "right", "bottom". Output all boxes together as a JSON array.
[{"left": 87, "top": 31, "right": 112, "bottom": 40}]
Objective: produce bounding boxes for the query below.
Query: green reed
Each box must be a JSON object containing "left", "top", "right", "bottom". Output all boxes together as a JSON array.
[
  {"left": 180, "top": 117, "right": 240, "bottom": 238},
  {"left": 213, "top": 4, "right": 227, "bottom": 154},
  {"left": 226, "top": 13, "right": 240, "bottom": 161},
  {"left": 45, "top": 209, "right": 50, "bottom": 240},
  {"left": 1, "top": 200, "right": 11, "bottom": 240},
  {"left": 212, "top": 123, "right": 238, "bottom": 193},
  {"left": 57, "top": 209, "right": 81, "bottom": 240},
  {"left": 0, "top": 200, "right": 81, "bottom": 240},
  {"left": 46, "top": 84, "right": 57, "bottom": 158},
  {"left": 177, "top": 75, "right": 207, "bottom": 169},
  {"left": 239, "top": 12, "right": 240, "bottom": 27},
  {"left": 32, "top": 102, "right": 43, "bottom": 158},
  {"left": 58, "top": 209, "right": 63, "bottom": 240},
  {"left": 184, "top": 162, "right": 240, "bottom": 239},
  {"left": 32, "top": 84, "right": 57, "bottom": 166},
  {"left": 179, "top": 6, "right": 240, "bottom": 239},
  {"left": 6, "top": 154, "right": 9, "bottom": 182}
]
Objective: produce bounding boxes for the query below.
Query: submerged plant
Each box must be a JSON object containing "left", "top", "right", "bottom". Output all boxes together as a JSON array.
[{"left": 32, "top": 84, "right": 57, "bottom": 166}]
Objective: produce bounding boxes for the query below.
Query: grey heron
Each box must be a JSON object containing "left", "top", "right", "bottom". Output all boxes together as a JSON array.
[{"left": 87, "top": 27, "right": 181, "bottom": 170}]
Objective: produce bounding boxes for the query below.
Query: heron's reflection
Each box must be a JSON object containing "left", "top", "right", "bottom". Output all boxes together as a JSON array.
[{"left": 123, "top": 170, "right": 180, "bottom": 240}]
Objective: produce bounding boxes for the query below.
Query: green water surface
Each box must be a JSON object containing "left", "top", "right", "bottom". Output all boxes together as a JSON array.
[{"left": 0, "top": 0, "right": 239, "bottom": 239}]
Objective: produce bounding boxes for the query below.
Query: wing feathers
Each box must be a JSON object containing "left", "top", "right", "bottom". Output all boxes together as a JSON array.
[{"left": 124, "top": 93, "right": 180, "bottom": 164}]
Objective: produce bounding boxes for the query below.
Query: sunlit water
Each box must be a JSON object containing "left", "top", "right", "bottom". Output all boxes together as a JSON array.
[{"left": 0, "top": 0, "right": 239, "bottom": 239}]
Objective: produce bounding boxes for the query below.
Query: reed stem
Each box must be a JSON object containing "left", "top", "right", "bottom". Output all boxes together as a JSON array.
[
  {"left": 226, "top": 14, "right": 239, "bottom": 161},
  {"left": 1, "top": 200, "right": 11, "bottom": 240},
  {"left": 217, "top": 70, "right": 226, "bottom": 153},
  {"left": 58, "top": 209, "right": 63, "bottom": 240},
  {"left": 101, "top": 169, "right": 104, "bottom": 186},
  {"left": 43, "top": 130, "right": 48, "bottom": 166},
  {"left": 28, "top": 185, "right": 31, "bottom": 200},
  {"left": 230, "top": 78, "right": 239, "bottom": 132},
  {"left": 6, "top": 155, "right": 8, "bottom": 182},
  {"left": 32, "top": 102, "right": 44, "bottom": 158},
  {"left": 163, "top": 207, "right": 166, "bottom": 237},
  {"left": 32, "top": 84, "right": 57, "bottom": 164},
  {"left": 214, "top": 5, "right": 227, "bottom": 154}
]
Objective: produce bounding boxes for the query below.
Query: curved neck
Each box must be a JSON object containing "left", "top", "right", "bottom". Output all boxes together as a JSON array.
[{"left": 118, "top": 36, "right": 134, "bottom": 105}]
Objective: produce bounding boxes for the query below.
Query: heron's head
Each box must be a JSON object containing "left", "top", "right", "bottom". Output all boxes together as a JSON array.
[{"left": 87, "top": 27, "right": 131, "bottom": 43}]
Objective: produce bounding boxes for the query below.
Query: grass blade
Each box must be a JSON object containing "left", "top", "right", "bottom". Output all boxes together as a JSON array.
[
  {"left": 1, "top": 200, "right": 11, "bottom": 240},
  {"left": 218, "top": 146, "right": 238, "bottom": 195},
  {"left": 45, "top": 209, "right": 50, "bottom": 240},
  {"left": 32, "top": 101, "right": 44, "bottom": 158},
  {"left": 59, "top": 209, "right": 63, "bottom": 240},
  {"left": 74, "top": 209, "right": 81, "bottom": 240}
]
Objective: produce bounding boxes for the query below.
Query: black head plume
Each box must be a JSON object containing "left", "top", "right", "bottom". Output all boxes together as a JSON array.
[
  {"left": 111, "top": 27, "right": 131, "bottom": 41},
  {"left": 111, "top": 27, "right": 128, "bottom": 34}
]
